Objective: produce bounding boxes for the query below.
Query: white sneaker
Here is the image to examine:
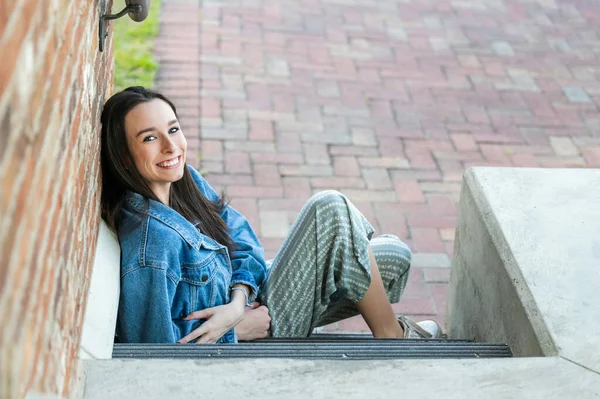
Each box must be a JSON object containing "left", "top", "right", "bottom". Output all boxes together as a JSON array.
[{"left": 398, "top": 315, "right": 445, "bottom": 339}]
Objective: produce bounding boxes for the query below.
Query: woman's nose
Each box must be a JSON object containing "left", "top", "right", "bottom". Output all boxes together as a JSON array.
[{"left": 161, "top": 134, "right": 176, "bottom": 153}]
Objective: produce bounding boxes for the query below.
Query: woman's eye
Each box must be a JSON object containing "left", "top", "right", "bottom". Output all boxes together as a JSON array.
[
  {"left": 169, "top": 127, "right": 179, "bottom": 134},
  {"left": 142, "top": 135, "right": 156, "bottom": 142}
]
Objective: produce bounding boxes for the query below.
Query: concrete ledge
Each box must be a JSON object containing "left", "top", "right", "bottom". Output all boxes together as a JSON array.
[
  {"left": 82, "top": 358, "right": 600, "bottom": 398},
  {"left": 446, "top": 167, "right": 600, "bottom": 372}
]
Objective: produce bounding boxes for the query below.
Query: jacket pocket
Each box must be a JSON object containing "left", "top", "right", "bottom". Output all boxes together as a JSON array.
[{"left": 180, "top": 258, "right": 219, "bottom": 286}]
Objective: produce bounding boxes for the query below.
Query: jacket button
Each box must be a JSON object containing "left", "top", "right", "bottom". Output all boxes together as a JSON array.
[{"left": 202, "top": 275, "right": 208, "bottom": 282}]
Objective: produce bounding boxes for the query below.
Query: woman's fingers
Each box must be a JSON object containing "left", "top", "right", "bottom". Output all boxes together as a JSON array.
[
  {"left": 184, "top": 307, "right": 213, "bottom": 320},
  {"left": 178, "top": 318, "right": 223, "bottom": 344},
  {"left": 177, "top": 324, "right": 208, "bottom": 344},
  {"left": 178, "top": 308, "right": 215, "bottom": 343}
]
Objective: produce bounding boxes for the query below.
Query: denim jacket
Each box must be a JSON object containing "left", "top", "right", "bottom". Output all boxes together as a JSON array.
[{"left": 115, "top": 165, "right": 267, "bottom": 344}]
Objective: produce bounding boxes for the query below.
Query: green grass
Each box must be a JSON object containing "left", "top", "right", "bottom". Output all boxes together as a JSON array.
[{"left": 113, "top": 0, "right": 161, "bottom": 91}]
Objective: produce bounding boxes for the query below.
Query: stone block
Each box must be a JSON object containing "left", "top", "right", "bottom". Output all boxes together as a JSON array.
[{"left": 447, "top": 167, "right": 600, "bottom": 373}]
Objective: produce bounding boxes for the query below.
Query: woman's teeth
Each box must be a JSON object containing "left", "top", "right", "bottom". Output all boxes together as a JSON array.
[{"left": 158, "top": 157, "right": 179, "bottom": 167}]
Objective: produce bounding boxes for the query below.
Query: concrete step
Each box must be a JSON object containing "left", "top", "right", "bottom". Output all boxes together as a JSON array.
[{"left": 81, "top": 357, "right": 600, "bottom": 399}]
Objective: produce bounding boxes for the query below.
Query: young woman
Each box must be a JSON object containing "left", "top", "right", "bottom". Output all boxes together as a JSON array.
[{"left": 100, "top": 86, "right": 443, "bottom": 344}]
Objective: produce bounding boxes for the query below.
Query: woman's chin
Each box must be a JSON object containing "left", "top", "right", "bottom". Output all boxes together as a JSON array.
[{"left": 167, "top": 168, "right": 185, "bottom": 182}]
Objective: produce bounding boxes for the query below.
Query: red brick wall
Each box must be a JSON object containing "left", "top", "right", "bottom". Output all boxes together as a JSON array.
[{"left": 0, "top": 1, "right": 114, "bottom": 397}]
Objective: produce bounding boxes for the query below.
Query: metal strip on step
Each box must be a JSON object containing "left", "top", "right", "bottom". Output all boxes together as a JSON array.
[{"left": 113, "top": 339, "right": 512, "bottom": 359}]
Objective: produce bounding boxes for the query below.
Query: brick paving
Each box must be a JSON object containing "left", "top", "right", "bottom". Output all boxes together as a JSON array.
[{"left": 154, "top": 0, "right": 600, "bottom": 332}]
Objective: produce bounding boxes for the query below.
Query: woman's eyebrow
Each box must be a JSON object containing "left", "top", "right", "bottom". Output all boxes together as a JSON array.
[
  {"left": 136, "top": 120, "right": 179, "bottom": 137},
  {"left": 136, "top": 126, "right": 156, "bottom": 137}
]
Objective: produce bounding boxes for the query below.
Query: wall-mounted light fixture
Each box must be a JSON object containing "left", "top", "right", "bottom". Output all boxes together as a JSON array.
[{"left": 99, "top": 0, "right": 151, "bottom": 52}]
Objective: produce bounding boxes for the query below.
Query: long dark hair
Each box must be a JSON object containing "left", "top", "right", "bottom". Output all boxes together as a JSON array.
[{"left": 100, "top": 86, "right": 235, "bottom": 253}]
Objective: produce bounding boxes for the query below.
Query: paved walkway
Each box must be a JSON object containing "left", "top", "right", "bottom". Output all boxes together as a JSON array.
[{"left": 154, "top": 0, "right": 600, "bottom": 332}]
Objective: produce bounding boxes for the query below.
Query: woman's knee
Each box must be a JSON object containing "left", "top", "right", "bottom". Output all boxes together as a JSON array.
[
  {"left": 370, "top": 235, "right": 412, "bottom": 299},
  {"left": 306, "top": 190, "right": 347, "bottom": 211},
  {"left": 371, "top": 234, "right": 412, "bottom": 274}
]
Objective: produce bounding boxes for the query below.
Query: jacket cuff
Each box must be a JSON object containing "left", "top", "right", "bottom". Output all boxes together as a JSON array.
[{"left": 230, "top": 270, "right": 259, "bottom": 302}]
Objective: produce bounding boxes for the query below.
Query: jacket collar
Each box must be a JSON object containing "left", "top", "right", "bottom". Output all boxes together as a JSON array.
[{"left": 124, "top": 190, "right": 203, "bottom": 250}]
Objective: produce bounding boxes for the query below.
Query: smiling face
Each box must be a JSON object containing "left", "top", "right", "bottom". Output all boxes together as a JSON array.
[{"left": 124, "top": 99, "right": 187, "bottom": 204}]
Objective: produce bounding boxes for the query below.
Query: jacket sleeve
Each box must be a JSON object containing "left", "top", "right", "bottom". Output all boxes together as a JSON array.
[
  {"left": 116, "top": 265, "right": 178, "bottom": 343},
  {"left": 187, "top": 165, "right": 267, "bottom": 301}
]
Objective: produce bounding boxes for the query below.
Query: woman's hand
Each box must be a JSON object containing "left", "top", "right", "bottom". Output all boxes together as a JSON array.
[
  {"left": 178, "top": 302, "right": 245, "bottom": 344},
  {"left": 236, "top": 302, "right": 272, "bottom": 341}
]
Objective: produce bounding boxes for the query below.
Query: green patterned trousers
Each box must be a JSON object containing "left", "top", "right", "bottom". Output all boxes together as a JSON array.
[{"left": 259, "top": 190, "right": 412, "bottom": 337}]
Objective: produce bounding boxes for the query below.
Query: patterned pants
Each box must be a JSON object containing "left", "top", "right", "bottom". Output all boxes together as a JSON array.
[{"left": 260, "top": 190, "right": 412, "bottom": 337}]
